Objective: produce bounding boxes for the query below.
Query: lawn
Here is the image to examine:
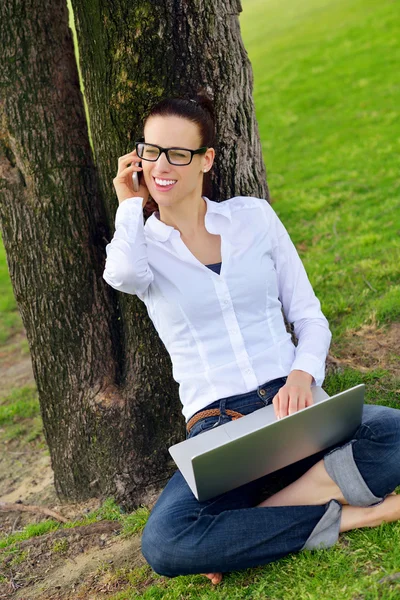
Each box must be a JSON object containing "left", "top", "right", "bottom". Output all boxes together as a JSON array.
[{"left": 241, "top": 0, "right": 400, "bottom": 338}]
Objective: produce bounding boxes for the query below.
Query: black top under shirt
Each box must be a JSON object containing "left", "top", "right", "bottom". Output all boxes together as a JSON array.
[{"left": 206, "top": 261, "right": 222, "bottom": 274}]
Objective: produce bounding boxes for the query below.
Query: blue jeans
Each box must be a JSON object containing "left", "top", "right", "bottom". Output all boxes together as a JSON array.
[{"left": 141, "top": 377, "right": 400, "bottom": 577}]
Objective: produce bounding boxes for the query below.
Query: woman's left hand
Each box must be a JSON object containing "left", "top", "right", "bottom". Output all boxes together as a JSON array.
[{"left": 272, "top": 370, "right": 314, "bottom": 419}]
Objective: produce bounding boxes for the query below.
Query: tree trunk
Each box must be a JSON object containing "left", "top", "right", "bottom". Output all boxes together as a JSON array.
[
  {"left": 0, "top": 0, "right": 268, "bottom": 510},
  {"left": 70, "top": 0, "right": 268, "bottom": 211}
]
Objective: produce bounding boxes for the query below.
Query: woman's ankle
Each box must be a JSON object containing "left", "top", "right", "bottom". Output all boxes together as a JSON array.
[
  {"left": 340, "top": 494, "right": 400, "bottom": 533},
  {"left": 339, "top": 504, "right": 376, "bottom": 533}
]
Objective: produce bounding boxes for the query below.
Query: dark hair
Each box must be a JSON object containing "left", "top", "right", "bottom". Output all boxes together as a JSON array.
[{"left": 142, "top": 90, "right": 216, "bottom": 219}]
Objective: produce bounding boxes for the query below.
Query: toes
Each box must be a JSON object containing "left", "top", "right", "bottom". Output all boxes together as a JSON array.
[{"left": 202, "top": 572, "right": 223, "bottom": 584}]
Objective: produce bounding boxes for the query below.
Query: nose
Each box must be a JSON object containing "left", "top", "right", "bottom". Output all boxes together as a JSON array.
[{"left": 153, "top": 151, "right": 172, "bottom": 171}]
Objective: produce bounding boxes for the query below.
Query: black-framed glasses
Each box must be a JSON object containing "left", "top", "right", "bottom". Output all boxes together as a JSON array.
[{"left": 135, "top": 139, "right": 208, "bottom": 166}]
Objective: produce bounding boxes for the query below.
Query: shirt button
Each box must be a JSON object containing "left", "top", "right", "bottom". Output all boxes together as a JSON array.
[
  {"left": 223, "top": 300, "right": 230, "bottom": 305},
  {"left": 245, "top": 368, "right": 252, "bottom": 374}
]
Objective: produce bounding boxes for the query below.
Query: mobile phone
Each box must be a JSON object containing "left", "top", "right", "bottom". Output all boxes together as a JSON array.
[{"left": 132, "top": 162, "right": 141, "bottom": 192}]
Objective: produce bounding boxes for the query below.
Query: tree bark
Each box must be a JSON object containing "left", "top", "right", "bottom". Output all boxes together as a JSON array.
[
  {"left": 0, "top": 0, "right": 268, "bottom": 510},
  {"left": 70, "top": 0, "right": 268, "bottom": 212}
]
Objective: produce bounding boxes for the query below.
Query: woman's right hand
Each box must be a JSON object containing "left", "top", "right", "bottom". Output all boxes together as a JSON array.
[{"left": 113, "top": 149, "right": 149, "bottom": 207}]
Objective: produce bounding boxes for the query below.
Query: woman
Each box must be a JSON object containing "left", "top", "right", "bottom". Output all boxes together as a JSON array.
[{"left": 103, "top": 93, "right": 400, "bottom": 585}]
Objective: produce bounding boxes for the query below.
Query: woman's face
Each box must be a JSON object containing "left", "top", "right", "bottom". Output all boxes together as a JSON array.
[{"left": 142, "top": 115, "right": 214, "bottom": 207}]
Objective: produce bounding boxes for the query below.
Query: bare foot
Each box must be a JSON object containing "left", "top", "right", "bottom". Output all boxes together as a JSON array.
[
  {"left": 202, "top": 572, "right": 223, "bottom": 584},
  {"left": 367, "top": 492, "right": 400, "bottom": 528},
  {"left": 201, "top": 495, "right": 399, "bottom": 582}
]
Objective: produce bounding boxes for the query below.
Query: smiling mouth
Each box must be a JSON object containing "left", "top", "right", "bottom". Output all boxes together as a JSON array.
[{"left": 153, "top": 177, "right": 178, "bottom": 190}]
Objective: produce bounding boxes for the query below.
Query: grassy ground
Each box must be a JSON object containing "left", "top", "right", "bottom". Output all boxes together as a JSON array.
[
  {"left": 241, "top": 0, "right": 400, "bottom": 338},
  {"left": 1, "top": 0, "right": 399, "bottom": 598}
]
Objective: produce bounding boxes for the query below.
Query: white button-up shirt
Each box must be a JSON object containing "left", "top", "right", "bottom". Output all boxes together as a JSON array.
[{"left": 102, "top": 195, "right": 331, "bottom": 422}]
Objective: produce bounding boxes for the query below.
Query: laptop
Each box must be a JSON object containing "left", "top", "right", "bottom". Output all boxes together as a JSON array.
[{"left": 168, "top": 384, "right": 365, "bottom": 501}]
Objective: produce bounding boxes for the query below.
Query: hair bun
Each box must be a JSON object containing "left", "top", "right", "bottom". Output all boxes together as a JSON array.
[{"left": 191, "top": 89, "right": 216, "bottom": 126}]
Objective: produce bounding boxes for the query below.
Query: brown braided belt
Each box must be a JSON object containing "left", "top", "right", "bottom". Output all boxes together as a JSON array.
[{"left": 186, "top": 408, "right": 244, "bottom": 435}]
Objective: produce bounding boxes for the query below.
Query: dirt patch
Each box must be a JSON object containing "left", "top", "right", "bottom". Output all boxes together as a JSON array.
[
  {"left": 0, "top": 328, "right": 54, "bottom": 538},
  {"left": 328, "top": 322, "right": 400, "bottom": 378},
  {"left": 2, "top": 522, "right": 146, "bottom": 600},
  {"left": 1, "top": 329, "right": 152, "bottom": 599},
  {"left": 0, "top": 442, "right": 53, "bottom": 506},
  {"left": 0, "top": 421, "right": 65, "bottom": 540},
  {"left": 0, "top": 330, "right": 35, "bottom": 399},
  {"left": 40, "top": 536, "right": 145, "bottom": 600}
]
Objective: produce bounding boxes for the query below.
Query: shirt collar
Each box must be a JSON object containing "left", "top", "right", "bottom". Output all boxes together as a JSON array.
[{"left": 144, "top": 195, "right": 232, "bottom": 242}]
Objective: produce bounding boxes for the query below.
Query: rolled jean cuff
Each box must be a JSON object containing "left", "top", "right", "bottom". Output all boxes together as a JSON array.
[
  {"left": 323, "top": 440, "right": 384, "bottom": 507},
  {"left": 301, "top": 499, "right": 342, "bottom": 550}
]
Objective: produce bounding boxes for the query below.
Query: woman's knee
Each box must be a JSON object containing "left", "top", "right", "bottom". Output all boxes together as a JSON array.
[
  {"left": 141, "top": 518, "right": 176, "bottom": 576},
  {"left": 141, "top": 508, "right": 197, "bottom": 577},
  {"left": 140, "top": 470, "right": 200, "bottom": 576},
  {"left": 141, "top": 513, "right": 216, "bottom": 577},
  {"left": 361, "top": 404, "right": 400, "bottom": 446}
]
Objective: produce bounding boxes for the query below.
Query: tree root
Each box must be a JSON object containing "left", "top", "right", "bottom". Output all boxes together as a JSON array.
[{"left": 0, "top": 501, "right": 69, "bottom": 523}]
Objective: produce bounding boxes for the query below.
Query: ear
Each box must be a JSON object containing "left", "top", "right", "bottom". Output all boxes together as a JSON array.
[{"left": 202, "top": 147, "right": 215, "bottom": 173}]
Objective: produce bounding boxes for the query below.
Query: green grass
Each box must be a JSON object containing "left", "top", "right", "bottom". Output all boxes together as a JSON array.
[
  {"left": 0, "top": 384, "right": 46, "bottom": 442},
  {"left": 0, "top": 384, "right": 45, "bottom": 442},
  {"left": 0, "top": 234, "right": 24, "bottom": 343},
  {"left": 240, "top": 0, "right": 400, "bottom": 338},
  {"left": 0, "top": 385, "right": 40, "bottom": 423},
  {"left": 324, "top": 368, "right": 400, "bottom": 409},
  {"left": 104, "top": 533, "right": 400, "bottom": 600},
  {"left": 67, "top": 0, "right": 94, "bottom": 152},
  {"left": 0, "top": 497, "right": 150, "bottom": 551}
]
